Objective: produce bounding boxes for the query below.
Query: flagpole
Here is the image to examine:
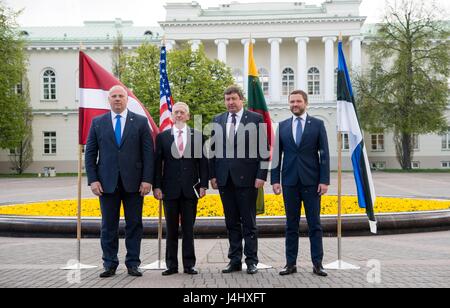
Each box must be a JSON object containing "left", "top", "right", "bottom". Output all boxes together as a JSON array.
[
  {"left": 61, "top": 43, "right": 97, "bottom": 271},
  {"left": 324, "top": 33, "right": 360, "bottom": 271},
  {"left": 140, "top": 41, "right": 166, "bottom": 271}
]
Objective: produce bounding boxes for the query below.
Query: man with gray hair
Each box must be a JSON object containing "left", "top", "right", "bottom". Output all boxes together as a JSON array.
[
  {"left": 85, "top": 85, "right": 154, "bottom": 278},
  {"left": 154, "top": 102, "right": 209, "bottom": 276}
]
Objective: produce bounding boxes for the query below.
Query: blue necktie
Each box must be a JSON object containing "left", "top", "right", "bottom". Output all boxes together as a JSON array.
[
  {"left": 296, "top": 117, "right": 303, "bottom": 147},
  {"left": 115, "top": 115, "right": 122, "bottom": 146}
]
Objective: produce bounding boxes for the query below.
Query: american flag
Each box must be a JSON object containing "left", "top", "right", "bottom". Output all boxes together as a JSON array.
[{"left": 159, "top": 45, "right": 173, "bottom": 131}]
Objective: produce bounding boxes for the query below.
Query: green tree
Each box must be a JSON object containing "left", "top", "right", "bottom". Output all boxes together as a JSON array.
[
  {"left": 112, "top": 31, "right": 126, "bottom": 79},
  {"left": 0, "top": 4, "right": 30, "bottom": 150},
  {"left": 355, "top": 0, "right": 449, "bottom": 170},
  {"left": 120, "top": 43, "right": 234, "bottom": 128}
]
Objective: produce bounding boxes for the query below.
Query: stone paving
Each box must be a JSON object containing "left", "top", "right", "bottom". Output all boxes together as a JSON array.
[{"left": 0, "top": 231, "right": 449, "bottom": 288}]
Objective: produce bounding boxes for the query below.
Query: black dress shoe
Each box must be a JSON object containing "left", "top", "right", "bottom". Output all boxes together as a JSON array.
[
  {"left": 222, "top": 263, "right": 242, "bottom": 274},
  {"left": 246, "top": 264, "right": 258, "bottom": 275},
  {"left": 313, "top": 264, "right": 328, "bottom": 277},
  {"left": 184, "top": 267, "right": 199, "bottom": 275},
  {"left": 280, "top": 265, "right": 297, "bottom": 276},
  {"left": 127, "top": 267, "right": 143, "bottom": 277},
  {"left": 162, "top": 268, "right": 179, "bottom": 276},
  {"left": 99, "top": 268, "right": 116, "bottom": 278}
]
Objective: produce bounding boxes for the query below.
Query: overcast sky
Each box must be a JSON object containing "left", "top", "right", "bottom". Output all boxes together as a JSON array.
[{"left": 3, "top": 0, "right": 450, "bottom": 27}]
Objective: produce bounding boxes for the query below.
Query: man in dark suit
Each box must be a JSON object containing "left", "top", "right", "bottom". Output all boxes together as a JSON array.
[
  {"left": 209, "top": 85, "right": 269, "bottom": 275},
  {"left": 85, "top": 85, "right": 154, "bottom": 278},
  {"left": 271, "top": 90, "right": 330, "bottom": 277},
  {"left": 153, "top": 102, "right": 209, "bottom": 276}
]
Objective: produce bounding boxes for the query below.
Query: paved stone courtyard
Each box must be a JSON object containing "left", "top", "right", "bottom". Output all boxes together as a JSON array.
[{"left": 0, "top": 231, "right": 449, "bottom": 288}]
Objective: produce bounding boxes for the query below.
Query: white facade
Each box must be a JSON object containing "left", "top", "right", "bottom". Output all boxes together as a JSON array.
[{"left": 0, "top": 1, "right": 449, "bottom": 173}]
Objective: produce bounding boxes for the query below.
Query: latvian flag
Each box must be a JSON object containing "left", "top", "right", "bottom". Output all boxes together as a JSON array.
[
  {"left": 159, "top": 45, "right": 173, "bottom": 132},
  {"left": 78, "top": 51, "right": 159, "bottom": 145},
  {"left": 336, "top": 39, "right": 377, "bottom": 234}
]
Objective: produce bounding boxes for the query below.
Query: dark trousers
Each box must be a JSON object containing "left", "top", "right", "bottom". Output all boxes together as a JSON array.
[
  {"left": 283, "top": 183, "right": 324, "bottom": 267},
  {"left": 219, "top": 176, "right": 259, "bottom": 266},
  {"left": 99, "top": 178, "right": 143, "bottom": 269},
  {"left": 163, "top": 196, "right": 198, "bottom": 270}
]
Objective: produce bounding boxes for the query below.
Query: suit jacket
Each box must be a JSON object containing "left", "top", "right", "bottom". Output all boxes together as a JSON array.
[
  {"left": 154, "top": 128, "right": 209, "bottom": 201},
  {"left": 85, "top": 111, "right": 155, "bottom": 194},
  {"left": 271, "top": 115, "right": 330, "bottom": 187},
  {"left": 209, "top": 109, "right": 269, "bottom": 188}
]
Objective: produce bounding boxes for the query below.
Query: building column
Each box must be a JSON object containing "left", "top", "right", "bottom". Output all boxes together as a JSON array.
[
  {"left": 214, "top": 39, "right": 229, "bottom": 63},
  {"left": 322, "top": 36, "right": 337, "bottom": 102},
  {"left": 165, "top": 40, "right": 176, "bottom": 51},
  {"left": 268, "top": 38, "right": 282, "bottom": 103},
  {"left": 241, "top": 38, "right": 256, "bottom": 95},
  {"left": 295, "top": 37, "right": 309, "bottom": 92},
  {"left": 350, "top": 36, "right": 363, "bottom": 75},
  {"left": 190, "top": 40, "right": 202, "bottom": 52}
]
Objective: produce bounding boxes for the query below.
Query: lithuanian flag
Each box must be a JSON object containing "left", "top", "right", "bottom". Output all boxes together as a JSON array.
[{"left": 247, "top": 41, "right": 274, "bottom": 215}]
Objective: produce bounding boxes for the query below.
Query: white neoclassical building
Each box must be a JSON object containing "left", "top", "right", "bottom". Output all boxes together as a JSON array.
[{"left": 0, "top": 0, "right": 449, "bottom": 173}]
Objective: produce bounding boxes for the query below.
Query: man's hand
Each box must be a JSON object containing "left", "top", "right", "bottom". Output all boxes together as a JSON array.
[
  {"left": 90, "top": 181, "right": 104, "bottom": 197},
  {"left": 140, "top": 182, "right": 152, "bottom": 197},
  {"left": 318, "top": 184, "right": 329, "bottom": 196},
  {"left": 153, "top": 188, "right": 163, "bottom": 201},
  {"left": 211, "top": 178, "right": 218, "bottom": 190},
  {"left": 272, "top": 184, "right": 282, "bottom": 195},
  {"left": 255, "top": 179, "right": 265, "bottom": 189},
  {"left": 199, "top": 188, "right": 207, "bottom": 199}
]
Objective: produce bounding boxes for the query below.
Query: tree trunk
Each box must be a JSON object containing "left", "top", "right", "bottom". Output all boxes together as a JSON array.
[{"left": 395, "top": 132, "right": 413, "bottom": 170}]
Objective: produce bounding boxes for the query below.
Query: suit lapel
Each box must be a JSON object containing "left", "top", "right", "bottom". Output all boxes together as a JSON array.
[
  {"left": 298, "top": 115, "right": 312, "bottom": 149},
  {"left": 286, "top": 118, "right": 297, "bottom": 148},
  {"left": 105, "top": 112, "right": 118, "bottom": 147},
  {"left": 236, "top": 110, "right": 249, "bottom": 146},
  {"left": 119, "top": 111, "right": 134, "bottom": 148}
]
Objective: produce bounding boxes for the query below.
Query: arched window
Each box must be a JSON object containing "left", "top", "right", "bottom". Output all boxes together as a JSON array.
[
  {"left": 258, "top": 68, "right": 269, "bottom": 96},
  {"left": 308, "top": 67, "right": 320, "bottom": 95},
  {"left": 232, "top": 69, "right": 244, "bottom": 90},
  {"left": 42, "top": 69, "right": 57, "bottom": 100},
  {"left": 282, "top": 67, "right": 295, "bottom": 96}
]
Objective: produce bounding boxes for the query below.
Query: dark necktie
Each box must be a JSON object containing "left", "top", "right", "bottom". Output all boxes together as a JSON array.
[{"left": 296, "top": 117, "right": 303, "bottom": 147}]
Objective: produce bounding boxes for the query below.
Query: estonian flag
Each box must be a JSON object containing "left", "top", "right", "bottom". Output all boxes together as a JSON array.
[{"left": 337, "top": 39, "right": 377, "bottom": 234}]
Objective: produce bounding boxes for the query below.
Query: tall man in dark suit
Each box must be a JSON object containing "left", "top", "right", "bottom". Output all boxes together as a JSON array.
[
  {"left": 85, "top": 85, "right": 154, "bottom": 278},
  {"left": 209, "top": 85, "right": 269, "bottom": 275},
  {"left": 271, "top": 90, "right": 330, "bottom": 277},
  {"left": 154, "top": 102, "right": 209, "bottom": 276}
]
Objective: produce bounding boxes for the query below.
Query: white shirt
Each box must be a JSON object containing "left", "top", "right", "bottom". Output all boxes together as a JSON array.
[
  {"left": 292, "top": 113, "right": 307, "bottom": 144},
  {"left": 226, "top": 108, "right": 244, "bottom": 138},
  {"left": 173, "top": 124, "right": 188, "bottom": 151},
  {"left": 111, "top": 109, "right": 128, "bottom": 137}
]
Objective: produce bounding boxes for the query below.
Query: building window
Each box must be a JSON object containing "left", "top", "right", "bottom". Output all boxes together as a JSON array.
[
  {"left": 371, "top": 162, "right": 386, "bottom": 170},
  {"left": 258, "top": 68, "right": 270, "bottom": 96},
  {"left": 14, "top": 83, "right": 23, "bottom": 95},
  {"left": 9, "top": 148, "right": 17, "bottom": 155},
  {"left": 307, "top": 67, "right": 320, "bottom": 95},
  {"left": 411, "top": 161, "right": 420, "bottom": 169},
  {"left": 43, "top": 132, "right": 57, "bottom": 155},
  {"left": 412, "top": 134, "right": 420, "bottom": 151},
  {"left": 371, "top": 134, "right": 385, "bottom": 151},
  {"left": 442, "top": 128, "right": 450, "bottom": 150},
  {"left": 232, "top": 69, "right": 244, "bottom": 91},
  {"left": 282, "top": 67, "right": 295, "bottom": 96},
  {"left": 341, "top": 133, "right": 350, "bottom": 151},
  {"left": 442, "top": 162, "right": 450, "bottom": 169},
  {"left": 42, "top": 69, "right": 57, "bottom": 100}
]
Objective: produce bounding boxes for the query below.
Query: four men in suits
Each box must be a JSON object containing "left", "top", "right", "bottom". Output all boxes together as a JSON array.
[
  {"left": 271, "top": 90, "right": 330, "bottom": 277},
  {"left": 86, "top": 85, "right": 330, "bottom": 279},
  {"left": 154, "top": 102, "right": 209, "bottom": 276},
  {"left": 209, "top": 86, "right": 269, "bottom": 275},
  {"left": 85, "top": 85, "right": 154, "bottom": 278}
]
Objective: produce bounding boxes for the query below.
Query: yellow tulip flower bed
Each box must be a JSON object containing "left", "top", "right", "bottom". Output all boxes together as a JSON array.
[{"left": 0, "top": 195, "right": 449, "bottom": 217}]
